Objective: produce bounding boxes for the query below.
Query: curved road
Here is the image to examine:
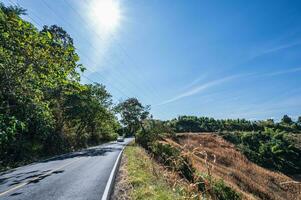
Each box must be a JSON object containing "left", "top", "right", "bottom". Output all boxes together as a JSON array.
[{"left": 0, "top": 138, "right": 133, "bottom": 200}]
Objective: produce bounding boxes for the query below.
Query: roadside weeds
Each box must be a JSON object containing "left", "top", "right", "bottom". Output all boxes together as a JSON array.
[{"left": 111, "top": 143, "right": 193, "bottom": 200}]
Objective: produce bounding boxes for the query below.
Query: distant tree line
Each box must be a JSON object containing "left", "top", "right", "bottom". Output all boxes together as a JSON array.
[
  {"left": 0, "top": 4, "right": 119, "bottom": 169},
  {"left": 167, "top": 115, "right": 301, "bottom": 133}
]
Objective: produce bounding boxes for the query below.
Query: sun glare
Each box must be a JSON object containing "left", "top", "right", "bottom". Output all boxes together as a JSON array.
[{"left": 89, "top": 0, "right": 121, "bottom": 32}]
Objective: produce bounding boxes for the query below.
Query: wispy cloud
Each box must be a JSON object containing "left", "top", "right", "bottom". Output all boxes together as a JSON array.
[
  {"left": 158, "top": 65, "right": 301, "bottom": 107},
  {"left": 261, "top": 41, "right": 301, "bottom": 55},
  {"left": 246, "top": 41, "right": 301, "bottom": 63},
  {"left": 158, "top": 75, "right": 241, "bottom": 105},
  {"left": 184, "top": 74, "right": 206, "bottom": 89},
  {"left": 264, "top": 67, "right": 301, "bottom": 76},
  {"left": 182, "top": 74, "right": 207, "bottom": 90}
]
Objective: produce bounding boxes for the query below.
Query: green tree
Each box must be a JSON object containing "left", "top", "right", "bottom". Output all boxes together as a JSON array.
[
  {"left": 63, "top": 83, "right": 118, "bottom": 147},
  {"left": 281, "top": 115, "right": 293, "bottom": 124},
  {"left": 136, "top": 119, "right": 173, "bottom": 148},
  {"left": 115, "top": 98, "right": 150, "bottom": 137}
]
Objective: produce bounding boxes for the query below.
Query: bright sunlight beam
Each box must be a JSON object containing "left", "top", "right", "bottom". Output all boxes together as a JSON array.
[{"left": 89, "top": 0, "right": 122, "bottom": 32}]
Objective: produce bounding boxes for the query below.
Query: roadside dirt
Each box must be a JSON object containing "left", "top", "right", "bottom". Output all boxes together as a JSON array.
[{"left": 111, "top": 155, "right": 132, "bottom": 200}]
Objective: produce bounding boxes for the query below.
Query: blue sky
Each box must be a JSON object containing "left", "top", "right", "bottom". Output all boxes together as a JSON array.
[{"left": 4, "top": 0, "right": 301, "bottom": 121}]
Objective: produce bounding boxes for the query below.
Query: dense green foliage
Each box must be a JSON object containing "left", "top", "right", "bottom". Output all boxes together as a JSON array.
[
  {"left": 212, "top": 180, "right": 242, "bottom": 200},
  {"left": 115, "top": 98, "right": 150, "bottom": 137},
  {"left": 168, "top": 115, "right": 301, "bottom": 133},
  {"left": 150, "top": 142, "right": 195, "bottom": 182},
  {"left": 136, "top": 119, "right": 173, "bottom": 149},
  {"left": 0, "top": 4, "right": 118, "bottom": 168},
  {"left": 221, "top": 128, "right": 301, "bottom": 174}
]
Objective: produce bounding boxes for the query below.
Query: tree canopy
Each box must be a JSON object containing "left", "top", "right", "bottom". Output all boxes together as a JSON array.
[
  {"left": 281, "top": 114, "right": 293, "bottom": 124},
  {"left": 115, "top": 98, "right": 150, "bottom": 136}
]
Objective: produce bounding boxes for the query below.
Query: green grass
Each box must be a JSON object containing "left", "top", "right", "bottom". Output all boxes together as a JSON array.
[{"left": 124, "top": 143, "right": 185, "bottom": 200}]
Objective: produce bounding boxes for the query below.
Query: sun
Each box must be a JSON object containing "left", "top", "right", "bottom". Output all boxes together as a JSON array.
[{"left": 89, "top": 0, "right": 121, "bottom": 32}]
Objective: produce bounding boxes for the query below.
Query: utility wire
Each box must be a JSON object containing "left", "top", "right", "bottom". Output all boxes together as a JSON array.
[
  {"left": 81, "top": 0, "right": 161, "bottom": 100},
  {"left": 20, "top": 0, "right": 139, "bottom": 99},
  {"left": 7, "top": 0, "right": 132, "bottom": 99},
  {"left": 81, "top": 73, "right": 130, "bottom": 99},
  {"left": 41, "top": 0, "right": 154, "bottom": 102},
  {"left": 63, "top": 0, "right": 159, "bottom": 103}
]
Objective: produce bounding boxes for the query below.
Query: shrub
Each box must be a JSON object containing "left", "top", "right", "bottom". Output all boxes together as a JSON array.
[
  {"left": 212, "top": 179, "right": 241, "bottom": 200},
  {"left": 136, "top": 119, "right": 174, "bottom": 149},
  {"left": 150, "top": 142, "right": 195, "bottom": 182}
]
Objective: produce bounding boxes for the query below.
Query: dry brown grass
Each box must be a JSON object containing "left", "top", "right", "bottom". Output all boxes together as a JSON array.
[
  {"left": 164, "top": 133, "right": 301, "bottom": 200},
  {"left": 111, "top": 154, "right": 132, "bottom": 200}
]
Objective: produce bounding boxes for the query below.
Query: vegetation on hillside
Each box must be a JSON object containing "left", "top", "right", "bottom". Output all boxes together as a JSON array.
[
  {"left": 0, "top": 4, "right": 119, "bottom": 169},
  {"left": 138, "top": 126, "right": 242, "bottom": 200},
  {"left": 164, "top": 115, "right": 301, "bottom": 174},
  {"left": 173, "top": 133, "right": 300, "bottom": 200},
  {"left": 128, "top": 116, "right": 301, "bottom": 199},
  {"left": 220, "top": 128, "right": 301, "bottom": 174}
]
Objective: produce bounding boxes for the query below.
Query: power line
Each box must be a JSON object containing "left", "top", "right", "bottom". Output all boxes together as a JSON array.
[
  {"left": 63, "top": 0, "right": 159, "bottom": 102},
  {"left": 37, "top": 0, "right": 136, "bottom": 96},
  {"left": 7, "top": 0, "right": 41, "bottom": 27},
  {"left": 81, "top": 0, "right": 161, "bottom": 100},
  {"left": 6, "top": 0, "right": 132, "bottom": 99},
  {"left": 83, "top": 69, "right": 130, "bottom": 98},
  {"left": 81, "top": 73, "right": 130, "bottom": 99},
  {"left": 41, "top": 0, "right": 155, "bottom": 103},
  {"left": 11, "top": 0, "right": 137, "bottom": 99}
]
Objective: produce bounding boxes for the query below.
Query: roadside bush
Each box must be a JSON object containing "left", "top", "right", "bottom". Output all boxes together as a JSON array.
[
  {"left": 150, "top": 142, "right": 180, "bottom": 165},
  {"left": 150, "top": 141, "right": 195, "bottom": 182},
  {"left": 136, "top": 119, "right": 174, "bottom": 149},
  {"left": 0, "top": 114, "right": 26, "bottom": 166}
]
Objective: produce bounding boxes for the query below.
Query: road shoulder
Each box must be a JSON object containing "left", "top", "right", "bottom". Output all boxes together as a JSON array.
[{"left": 111, "top": 143, "right": 191, "bottom": 200}]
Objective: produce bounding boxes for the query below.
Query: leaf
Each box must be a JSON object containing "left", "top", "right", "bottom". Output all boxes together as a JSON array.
[
  {"left": 46, "top": 31, "right": 52, "bottom": 39},
  {"left": 18, "top": 19, "right": 22, "bottom": 26},
  {"left": 3, "top": 32, "right": 9, "bottom": 38}
]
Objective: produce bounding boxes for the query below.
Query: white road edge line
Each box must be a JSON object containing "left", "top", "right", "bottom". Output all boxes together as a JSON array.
[{"left": 101, "top": 144, "right": 126, "bottom": 200}]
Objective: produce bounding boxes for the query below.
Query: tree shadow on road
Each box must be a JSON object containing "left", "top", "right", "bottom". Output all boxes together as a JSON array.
[
  {"left": 40, "top": 146, "right": 123, "bottom": 162},
  {"left": 0, "top": 145, "right": 123, "bottom": 188},
  {"left": 8, "top": 170, "right": 65, "bottom": 197}
]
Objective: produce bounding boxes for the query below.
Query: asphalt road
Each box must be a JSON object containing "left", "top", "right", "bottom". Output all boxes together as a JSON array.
[{"left": 0, "top": 138, "right": 133, "bottom": 200}]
